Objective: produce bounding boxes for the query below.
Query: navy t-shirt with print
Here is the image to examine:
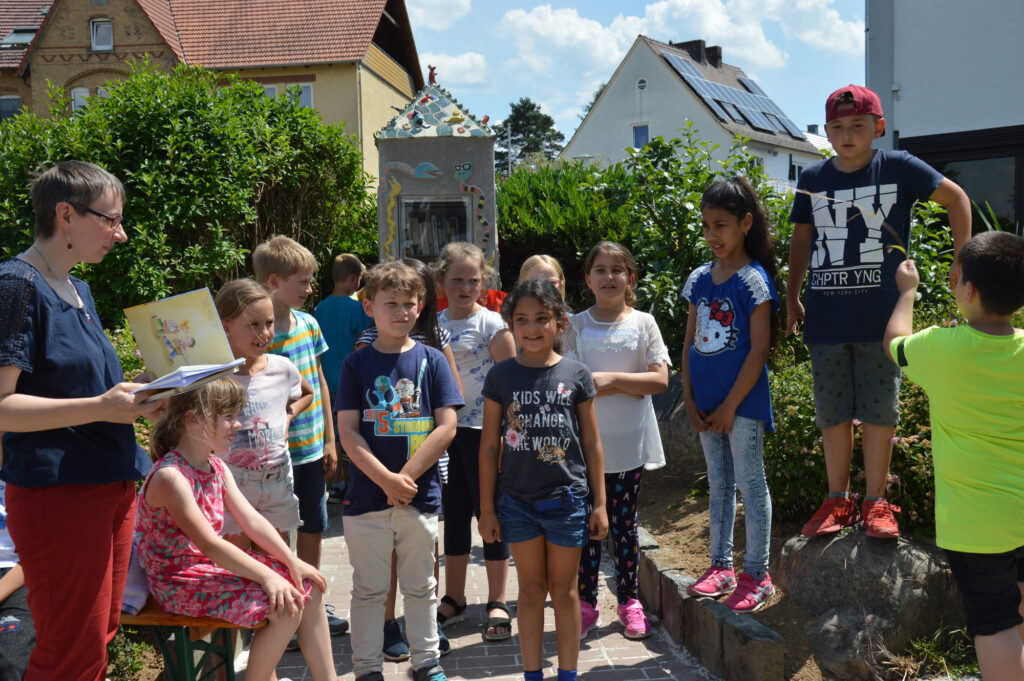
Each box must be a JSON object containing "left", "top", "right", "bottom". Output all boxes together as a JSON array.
[
  {"left": 335, "top": 342, "right": 463, "bottom": 516},
  {"left": 0, "top": 259, "right": 150, "bottom": 487},
  {"left": 481, "top": 357, "right": 596, "bottom": 503},
  {"left": 790, "top": 149, "right": 943, "bottom": 343},
  {"left": 683, "top": 260, "right": 778, "bottom": 431}
]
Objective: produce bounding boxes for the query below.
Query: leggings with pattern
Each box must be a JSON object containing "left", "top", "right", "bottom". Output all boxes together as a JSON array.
[{"left": 578, "top": 466, "right": 643, "bottom": 606}]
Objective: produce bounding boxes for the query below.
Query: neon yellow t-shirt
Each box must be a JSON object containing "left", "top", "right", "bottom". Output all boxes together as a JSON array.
[{"left": 891, "top": 325, "right": 1024, "bottom": 553}]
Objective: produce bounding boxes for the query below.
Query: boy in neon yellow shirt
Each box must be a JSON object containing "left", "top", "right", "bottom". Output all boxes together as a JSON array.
[{"left": 884, "top": 230, "right": 1024, "bottom": 681}]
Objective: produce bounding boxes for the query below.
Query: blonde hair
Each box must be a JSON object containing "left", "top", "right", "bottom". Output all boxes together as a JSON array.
[
  {"left": 363, "top": 261, "right": 425, "bottom": 301},
  {"left": 252, "top": 235, "right": 318, "bottom": 284},
  {"left": 331, "top": 253, "right": 365, "bottom": 285},
  {"left": 583, "top": 241, "right": 637, "bottom": 306},
  {"left": 433, "top": 241, "right": 495, "bottom": 284},
  {"left": 149, "top": 378, "right": 247, "bottom": 460},
  {"left": 517, "top": 254, "right": 566, "bottom": 300},
  {"left": 215, "top": 278, "right": 270, "bottom": 322}
]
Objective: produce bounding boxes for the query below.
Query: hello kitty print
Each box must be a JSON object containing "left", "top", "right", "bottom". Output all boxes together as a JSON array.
[{"left": 693, "top": 298, "right": 739, "bottom": 355}]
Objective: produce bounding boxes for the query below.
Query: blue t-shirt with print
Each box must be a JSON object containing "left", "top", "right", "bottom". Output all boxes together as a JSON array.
[
  {"left": 683, "top": 260, "right": 778, "bottom": 431},
  {"left": 335, "top": 342, "right": 463, "bottom": 516},
  {"left": 790, "top": 149, "right": 943, "bottom": 343}
]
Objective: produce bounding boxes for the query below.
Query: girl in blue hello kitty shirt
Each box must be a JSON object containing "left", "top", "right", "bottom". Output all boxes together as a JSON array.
[{"left": 681, "top": 177, "right": 780, "bottom": 614}]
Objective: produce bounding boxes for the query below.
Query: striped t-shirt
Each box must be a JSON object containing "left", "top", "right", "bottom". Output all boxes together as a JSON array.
[{"left": 269, "top": 309, "right": 329, "bottom": 465}]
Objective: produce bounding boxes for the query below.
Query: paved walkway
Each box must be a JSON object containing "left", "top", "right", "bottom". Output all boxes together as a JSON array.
[{"left": 268, "top": 508, "right": 715, "bottom": 681}]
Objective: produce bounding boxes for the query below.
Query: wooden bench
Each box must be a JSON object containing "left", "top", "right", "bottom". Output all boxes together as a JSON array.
[{"left": 120, "top": 597, "right": 266, "bottom": 681}]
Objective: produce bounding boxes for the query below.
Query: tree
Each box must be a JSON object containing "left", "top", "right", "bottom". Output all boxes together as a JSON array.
[
  {"left": 578, "top": 82, "right": 606, "bottom": 121},
  {"left": 493, "top": 97, "right": 564, "bottom": 174}
]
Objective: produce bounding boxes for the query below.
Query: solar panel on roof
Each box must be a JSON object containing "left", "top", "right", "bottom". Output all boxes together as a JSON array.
[{"left": 660, "top": 49, "right": 806, "bottom": 140}]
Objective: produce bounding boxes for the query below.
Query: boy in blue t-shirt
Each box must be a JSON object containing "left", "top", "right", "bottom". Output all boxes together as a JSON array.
[
  {"left": 787, "top": 85, "right": 972, "bottom": 539},
  {"left": 883, "top": 231, "right": 1024, "bottom": 680},
  {"left": 336, "top": 261, "right": 463, "bottom": 681}
]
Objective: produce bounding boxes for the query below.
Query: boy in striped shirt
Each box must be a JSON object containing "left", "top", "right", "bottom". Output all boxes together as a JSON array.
[{"left": 254, "top": 235, "right": 348, "bottom": 636}]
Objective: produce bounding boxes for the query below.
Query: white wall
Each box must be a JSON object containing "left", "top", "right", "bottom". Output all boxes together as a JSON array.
[{"left": 868, "top": 0, "right": 1024, "bottom": 142}]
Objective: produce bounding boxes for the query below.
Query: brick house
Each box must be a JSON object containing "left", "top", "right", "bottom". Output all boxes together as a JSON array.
[{"left": 0, "top": 0, "right": 423, "bottom": 176}]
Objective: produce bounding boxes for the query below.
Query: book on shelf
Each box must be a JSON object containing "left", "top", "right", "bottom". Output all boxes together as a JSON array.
[{"left": 124, "top": 288, "right": 244, "bottom": 401}]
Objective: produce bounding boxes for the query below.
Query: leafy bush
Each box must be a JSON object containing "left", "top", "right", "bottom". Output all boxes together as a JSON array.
[{"left": 0, "top": 62, "right": 376, "bottom": 326}]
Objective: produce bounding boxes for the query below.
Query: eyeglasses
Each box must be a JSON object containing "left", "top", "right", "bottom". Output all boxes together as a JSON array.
[{"left": 70, "top": 202, "right": 123, "bottom": 230}]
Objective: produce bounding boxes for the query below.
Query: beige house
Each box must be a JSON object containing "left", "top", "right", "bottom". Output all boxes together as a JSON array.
[{"left": 0, "top": 0, "right": 423, "bottom": 176}]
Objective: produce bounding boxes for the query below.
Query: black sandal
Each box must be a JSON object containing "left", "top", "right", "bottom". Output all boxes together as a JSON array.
[
  {"left": 437, "top": 595, "right": 468, "bottom": 628},
  {"left": 483, "top": 601, "right": 512, "bottom": 641}
]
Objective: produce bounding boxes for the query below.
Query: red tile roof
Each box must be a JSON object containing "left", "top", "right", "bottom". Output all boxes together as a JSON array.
[
  {"left": 137, "top": 0, "right": 388, "bottom": 69},
  {"left": 0, "top": 0, "right": 51, "bottom": 69}
]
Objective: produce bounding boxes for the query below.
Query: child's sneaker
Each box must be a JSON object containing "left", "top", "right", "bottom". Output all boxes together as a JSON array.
[
  {"left": 687, "top": 566, "right": 736, "bottom": 598},
  {"left": 413, "top": 663, "right": 447, "bottom": 681},
  {"left": 801, "top": 496, "right": 861, "bottom": 536},
  {"left": 862, "top": 498, "right": 901, "bottom": 539},
  {"left": 382, "top": 618, "right": 409, "bottom": 661},
  {"left": 616, "top": 598, "right": 652, "bottom": 639},
  {"left": 580, "top": 601, "right": 600, "bottom": 638},
  {"left": 724, "top": 573, "right": 775, "bottom": 613}
]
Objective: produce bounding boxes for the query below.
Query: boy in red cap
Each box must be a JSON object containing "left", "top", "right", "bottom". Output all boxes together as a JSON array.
[{"left": 786, "top": 85, "right": 972, "bottom": 539}]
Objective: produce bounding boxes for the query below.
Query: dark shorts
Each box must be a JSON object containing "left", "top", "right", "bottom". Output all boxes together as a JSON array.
[
  {"left": 944, "top": 545, "right": 1024, "bottom": 637},
  {"left": 293, "top": 459, "right": 329, "bottom": 535},
  {"left": 496, "top": 491, "right": 588, "bottom": 548},
  {"left": 808, "top": 341, "right": 901, "bottom": 428}
]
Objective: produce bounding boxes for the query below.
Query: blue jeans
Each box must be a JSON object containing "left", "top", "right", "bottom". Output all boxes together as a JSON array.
[{"left": 699, "top": 415, "right": 772, "bottom": 579}]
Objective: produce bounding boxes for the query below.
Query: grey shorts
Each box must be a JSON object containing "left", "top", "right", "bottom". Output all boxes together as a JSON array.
[
  {"left": 808, "top": 341, "right": 900, "bottom": 429},
  {"left": 222, "top": 461, "right": 301, "bottom": 535}
]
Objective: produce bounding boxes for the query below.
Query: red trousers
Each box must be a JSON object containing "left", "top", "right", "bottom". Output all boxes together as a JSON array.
[{"left": 6, "top": 480, "right": 136, "bottom": 681}]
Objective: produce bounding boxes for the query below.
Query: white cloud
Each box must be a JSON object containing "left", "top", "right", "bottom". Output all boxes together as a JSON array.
[
  {"left": 499, "top": 6, "right": 634, "bottom": 74},
  {"left": 407, "top": 0, "right": 472, "bottom": 32},
  {"left": 420, "top": 51, "right": 489, "bottom": 85}
]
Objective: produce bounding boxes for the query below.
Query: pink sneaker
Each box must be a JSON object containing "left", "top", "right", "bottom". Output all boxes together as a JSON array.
[
  {"left": 723, "top": 573, "right": 775, "bottom": 613},
  {"left": 617, "top": 598, "right": 652, "bottom": 639},
  {"left": 687, "top": 566, "right": 737, "bottom": 598},
  {"left": 580, "top": 601, "right": 600, "bottom": 638}
]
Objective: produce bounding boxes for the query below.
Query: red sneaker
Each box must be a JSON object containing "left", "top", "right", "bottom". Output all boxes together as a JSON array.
[
  {"left": 862, "top": 498, "right": 901, "bottom": 538},
  {"left": 801, "top": 496, "right": 861, "bottom": 536}
]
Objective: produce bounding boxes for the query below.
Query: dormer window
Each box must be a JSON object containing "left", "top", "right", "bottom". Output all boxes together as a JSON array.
[{"left": 90, "top": 19, "right": 112, "bottom": 51}]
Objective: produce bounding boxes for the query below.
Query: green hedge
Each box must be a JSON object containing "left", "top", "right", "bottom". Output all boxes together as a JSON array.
[{"left": 0, "top": 62, "right": 377, "bottom": 326}]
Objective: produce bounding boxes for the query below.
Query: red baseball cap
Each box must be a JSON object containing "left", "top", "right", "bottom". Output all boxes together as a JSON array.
[{"left": 826, "top": 85, "right": 885, "bottom": 134}]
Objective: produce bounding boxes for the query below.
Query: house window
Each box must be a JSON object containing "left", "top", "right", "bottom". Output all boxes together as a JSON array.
[
  {"left": 0, "top": 95, "right": 21, "bottom": 120},
  {"left": 633, "top": 124, "right": 649, "bottom": 149},
  {"left": 96, "top": 86, "right": 110, "bottom": 99},
  {"left": 263, "top": 85, "right": 277, "bottom": 97},
  {"left": 637, "top": 78, "right": 647, "bottom": 91},
  {"left": 289, "top": 84, "right": 313, "bottom": 108},
  {"left": 789, "top": 159, "right": 805, "bottom": 182},
  {"left": 70, "top": 87, "right": 90, "bottom": 111},
  {"left": 717, "top": 100, "right": 745, "bottom": 124},
  {"left": 90, "top": 19, "right": 113, "bottom": 51}
]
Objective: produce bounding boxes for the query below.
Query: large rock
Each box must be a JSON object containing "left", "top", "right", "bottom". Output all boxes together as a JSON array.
[
  {"left": 656, "top": 376, "right": 705, "bottom": 474},
  {"left": 775, "top": 532, "right": 965, "bottom": 680}
]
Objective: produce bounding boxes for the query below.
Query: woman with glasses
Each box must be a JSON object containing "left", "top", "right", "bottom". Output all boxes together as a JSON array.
[{"left": 0, "top": 161, "right": 160, "bottom": 681}]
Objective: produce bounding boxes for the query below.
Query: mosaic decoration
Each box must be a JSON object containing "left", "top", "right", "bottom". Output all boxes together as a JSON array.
[
  {"left": 379, "top": 161, "right": 444, "bottom": 259},
  {"left": 376, "top": 84, "right": 493, "bottom": 140},
  {"left": 454, "top": 161, "right": 494, "bottom": 262}
]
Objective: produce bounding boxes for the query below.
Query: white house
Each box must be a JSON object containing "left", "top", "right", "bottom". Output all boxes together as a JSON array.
[
  {"left": 866, "top": 0, "right": 1023, "bottom": 231},
  {"left": 562, "top": 36, "right": 822, "bottom": 187}
]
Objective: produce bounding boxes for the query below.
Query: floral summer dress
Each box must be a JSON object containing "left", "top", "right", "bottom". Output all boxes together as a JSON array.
[{"left": 134, "top": 451, "right": 310, "bottom": 625}]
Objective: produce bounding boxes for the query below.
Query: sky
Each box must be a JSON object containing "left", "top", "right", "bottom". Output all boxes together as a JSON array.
[{"left": 405, "top": 0, "right": 866, "bottom": 145}]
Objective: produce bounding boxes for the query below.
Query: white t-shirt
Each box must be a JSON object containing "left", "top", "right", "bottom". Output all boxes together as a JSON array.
[
  {"left": 0, "top": 480, "right": 17, "bottom": 567},
  {"left": 563, "top": 308, "right": 671, "bottom": 473},
  {"left": 438, "top": 308, "right": 507, "bottom": 429},
  {"left": 222, "top": 354, "right": 303, "bottom": 470}
]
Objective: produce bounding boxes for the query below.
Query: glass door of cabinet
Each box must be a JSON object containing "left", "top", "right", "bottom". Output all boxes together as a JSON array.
[{"left": 400, "top": 197, "right": 472, "bottom": 260}]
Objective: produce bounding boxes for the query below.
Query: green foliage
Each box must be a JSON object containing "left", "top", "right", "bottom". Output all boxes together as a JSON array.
[
  {"left": 106, "top": 327, "right": 144, "bottom": 379},
  {"left": 907, "top": 200, "right": 956, "bottom": 316},
  {"left": 0, "top": 62, "right": 376, "bottom": 327},
  {"left": 106, "top": 628, "right": 153, "bottom": 681},
  {"left": 903, "top": 627, "right": 979, "bottom": 678}
]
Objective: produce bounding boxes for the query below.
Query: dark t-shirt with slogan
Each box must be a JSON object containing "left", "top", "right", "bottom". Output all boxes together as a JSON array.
[
  {"left": 335, "top": 342, "right": 463, "bottom": 516},
  {"left": 790, "top": 149, "right": 943, "bottom": 343},
  {"left": 481, "top": 357, "right": 596, "bottom": 503}
]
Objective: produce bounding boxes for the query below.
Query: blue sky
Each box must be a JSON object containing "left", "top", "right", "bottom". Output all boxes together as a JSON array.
[{"left": 405, "top": 0, "right": 865, "bottom": 144}]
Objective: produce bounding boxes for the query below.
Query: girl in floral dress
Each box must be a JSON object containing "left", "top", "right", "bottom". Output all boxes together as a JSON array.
[{"left": 135, "top": 378, "right": 339, "bottom": 681}]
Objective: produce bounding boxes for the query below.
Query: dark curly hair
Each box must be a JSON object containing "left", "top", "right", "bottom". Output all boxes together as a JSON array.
[{"left": 501, "top": 279, "right": 572, "bottom": 353}]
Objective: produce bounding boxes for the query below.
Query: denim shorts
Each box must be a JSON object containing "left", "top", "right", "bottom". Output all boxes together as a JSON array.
[
  {"left": 496, "top": 490, "right": 588, "bottom": 548},
  {"left": 945, "top": 545, "right": 1024, "bottom": 637},
  {"left": 808, "top": 341, "right": 901, "bottom": 428},
  {"left": 223, "top": 461, "right": 300, "bottom": 535},
  {"left": 293, "top": 459, "right": 329, "bottom": 534}
]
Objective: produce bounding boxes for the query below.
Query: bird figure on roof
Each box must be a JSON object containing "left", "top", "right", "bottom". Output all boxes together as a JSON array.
[
  {"left": 481, "top": 115, "right": 490, "bottom": 126},
  {"left": 428, "top": 64, "right": 437, "bottom": 85}
]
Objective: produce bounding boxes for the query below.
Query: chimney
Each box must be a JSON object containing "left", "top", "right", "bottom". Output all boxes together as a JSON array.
[
  {"left": 672, "top": 39, "right": 706, "bottom": 64},
  {"left": 706, "top": 45, "right": 722, "bottom": 68},
  {"left": 806, "top": 124, "right": 819, "bottom": 135}
]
